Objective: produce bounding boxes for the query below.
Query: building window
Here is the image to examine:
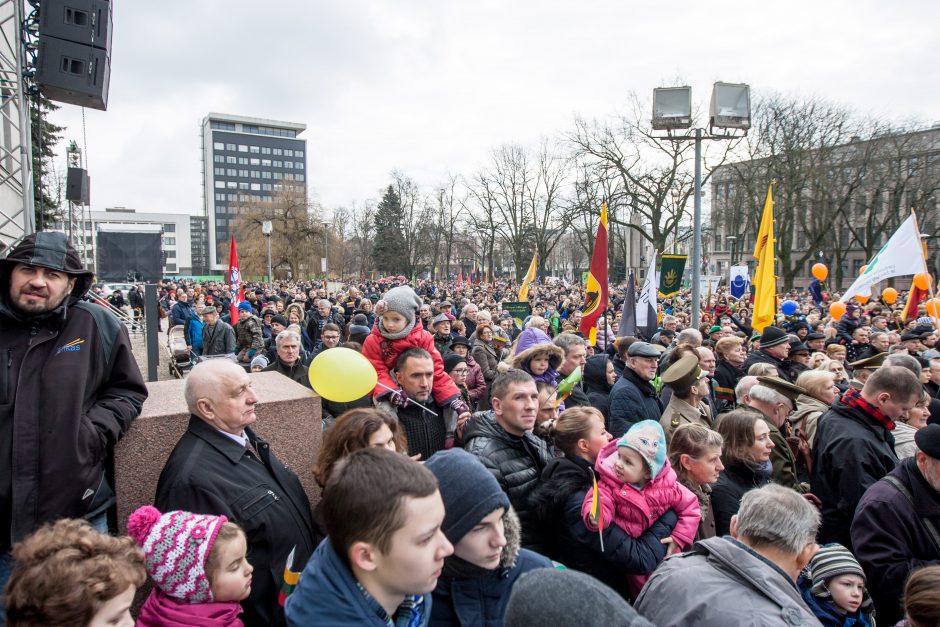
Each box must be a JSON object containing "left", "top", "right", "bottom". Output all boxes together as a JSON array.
[
  {"left": 284, "top": 149, "right": 293, "bottom": 157},
  {"left": 164, "top": 237, "right": 176, "bottom": 245},
  {"left": 215, "top": 192, "right": 226, "bottom": 201},
  {"left": 262, "top": 172, "right": 272, "bottom": 179},
  {"left": 250, "top": 170, "right": 260, "bottom": 178},
  {"left": 226, "top": 156, "right": 236, "bottom": 164},
  {"left": 295, "top": 150, "right": 304, "bottom": 158},
  {"left": 284, "top": 161, "right": 293, "bottom": 169},
  {"left": 296, "top": 174, "right": 304, "bottom": 182},
  {"left": 273, "top": 148, "right": 282, "bottom": 156},
  {"left": 250, "top": 146, "right": 260, "bottom": 154},
  {"left": 215, "top": 181, "right": 225, "bottom": 189},
  {"left": 238, "top": 157, "right": 248, "bottom": 165},
  {"left": 273, "top": 160, "right": 282, "bottom": 168},
  {"left": 164, "top": 224, "right": 176, "bottom": 232},
  {"left": 210, "top": 121, "right": 236, "bottom": 131},
  {"left": 261, "top": 159, "right": 271, "bottom": 166},
  {"left": 250, "top": 158, "right": 260, "bottom": 166},
  {"left": 214, "top": 155, "right": 225, "bottom": 163},
  {"left": 262, "top": 183, "right": 272, "bottom": 191},
  {"left": 295, "top": 162, "right": 303, "bottom": 170},
  {"left": 261, "top": 147, "right": 271, "bottom": 155},
  {"left": 238, "top": 145, "right": 248, "bottom": 152},
  {"left": 226, "top": 143, "right": 236, "bottom": 151},
  {"left": 227, "top": 182, "right": 237, "bottom": 189},
  {"left": 238, "top": 169, "right": 249, "bottom": 177},
  {"left": 165, "top": 264, "right": 177, "bottom": 272},
  {"left": 213, "top": 142, "right": 224, "bottom": 150},
  {"left": 250, "top": 183, "right": 261, "bottom": 191},
  {"left": 238, "top": 182, "right": 249, "bottom": 190},
  {"left": 226, "top": 168, "right": 236, "bottom": 176},
  {"left": 214, "top": 167, "right": 225, "bottom": 175}
]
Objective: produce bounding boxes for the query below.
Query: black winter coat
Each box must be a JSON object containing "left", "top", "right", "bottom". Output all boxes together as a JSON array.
[
  {"left": 528, "top": 454, "right": 676, "bottom": 598},
  {"left": 582, "top": 355, "right": 612, "bottom": 420},
  {"left": 304, "top": 311, "right": 345, "bottom": 346},
  {"left": 463, "top": 411, "right": 551, "bottom": 548},
  {"left": 812, "top": 397, "right": 898, "bottom": 549},
  {"left": 713, "top": 359, "right": 742, "bottom": 413},
  {"left": 711, "top": 460, "right": 771, "bottom": 536},
  {"left": 742, "top": 349, "right": 794, "bottom": 382},
  {"left": 0, "top": 291, "right": 147, "bottom": 547},
  {"left": 852, "top": 457, "right": 940, "bottom": 625},
  {"left": 155, "top": 417, "right": 320, "bottom": 627},
  {"left": 608, "top": 367, "right": 663, "bottom": 438},
  {"left": 262, "top": 357, "right": 311, "bottom": 389}
]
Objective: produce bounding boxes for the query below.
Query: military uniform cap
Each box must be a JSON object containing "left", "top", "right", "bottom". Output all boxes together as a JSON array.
[
  {"left": 848, "top": 352, "right": 886, "bottom": 370},
  {"left": 756, "top": 375, "right": 805, "bottom": 403},
  {"left": 662, "top": 354, "right": 705, "bottom": 392}
]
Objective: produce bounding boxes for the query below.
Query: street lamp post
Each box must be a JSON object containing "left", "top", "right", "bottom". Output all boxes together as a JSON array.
[
  {"left": 727, "top": 235, "right": 737, "bottom": 266},
  {"left": 261, "top": 221, "right": 273, "bottom": 291},
  {"left": 322, "top": 221, "right": 330, "bottom": 281},
  {"left": 652, "top": 83, "right": 750, "bottom": 328}
]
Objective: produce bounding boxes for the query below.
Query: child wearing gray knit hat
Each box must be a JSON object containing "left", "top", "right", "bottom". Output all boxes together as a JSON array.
[
  {"left": 361, "top": 286, "right": 470, "bottom": 454},
  {"left": 797, "top": 543, "right": 874, "bottom": 625}
]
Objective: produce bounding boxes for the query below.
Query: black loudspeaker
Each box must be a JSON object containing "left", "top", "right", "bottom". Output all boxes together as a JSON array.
[
  {"left": 66, "top": 167, "right": 90, "bottom": 204},
  {"left": 97, "top": 231, "right": 163, "bottom": 282},
  {"left": 36, "top": 0, "right": 112, "bottom": 110},
  {"left": 39, "top": 0, "right": 112, "bottom": 50}
]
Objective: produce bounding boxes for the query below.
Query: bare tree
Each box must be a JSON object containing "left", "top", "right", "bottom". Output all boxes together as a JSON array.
[{"left": 527, "top": 139, "right": 572, "bottom": 278}]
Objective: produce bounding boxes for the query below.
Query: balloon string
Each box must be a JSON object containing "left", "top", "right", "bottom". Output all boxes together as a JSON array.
[{"left": 376, "top": 382, "right": 440, "bottom": 416}]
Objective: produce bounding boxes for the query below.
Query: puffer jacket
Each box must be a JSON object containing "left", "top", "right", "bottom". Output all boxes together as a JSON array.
[
  {"left": 528, "top": 454, "right": 676, "bottom": 599},
  {"left": 635, "top": 536, "right": 822, "bottom": 627},
  {"left": 361, "top": 321, "right": 461, "bottom": 406},
  {"left": 463, "top": 411, "right": 551, "bottom": 547},
  {"left": 429, "top": 509, "right": 552, "bottom": 627}
]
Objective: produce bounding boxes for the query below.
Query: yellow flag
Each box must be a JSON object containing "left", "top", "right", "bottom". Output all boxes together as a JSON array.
[
  {"left": 518, "top": 252, "right": 538, "bottom": 301},
  {"left": 752, "top": 182, "right": 776, "bottom": 332}
]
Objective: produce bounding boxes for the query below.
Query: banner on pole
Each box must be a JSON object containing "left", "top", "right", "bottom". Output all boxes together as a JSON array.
[
  {"left": 658, "top": 255, "right": 687, "bottom": 297},
  {"left": 503, "top": 302, "right": 532, "bottom": 328}
]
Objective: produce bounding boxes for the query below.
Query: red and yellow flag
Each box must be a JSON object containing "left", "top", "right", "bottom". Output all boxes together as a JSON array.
[
  {"left": 902, "top": 286, "right": 928, "bottom": 322},
  {"left": 579, "top": 204, "right": 609, "bottom": 345}
]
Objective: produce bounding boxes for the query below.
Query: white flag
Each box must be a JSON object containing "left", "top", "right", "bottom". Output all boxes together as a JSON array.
[
  {"left": 729, "top": 265, "right": 750, "bottom": 299},
  {"left": 637, "top": 252, "right": 658, "bottom": 335},
  {"left": 840, "top": 213, "right": 927, "bottom": 302}
]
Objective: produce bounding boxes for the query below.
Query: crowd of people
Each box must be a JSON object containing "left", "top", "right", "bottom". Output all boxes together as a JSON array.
[{"left": 4, "top": 230, "right": 940, "bottom": 625}]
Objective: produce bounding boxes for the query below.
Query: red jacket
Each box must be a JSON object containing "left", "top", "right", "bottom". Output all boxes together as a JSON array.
[{"left": 362, "top": 321, "right": 461, "bottom": 406}]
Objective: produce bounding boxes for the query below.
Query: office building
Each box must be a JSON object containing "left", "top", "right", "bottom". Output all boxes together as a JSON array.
[{"left": 201, "top": 113, "right": 307, "bottom": 271}]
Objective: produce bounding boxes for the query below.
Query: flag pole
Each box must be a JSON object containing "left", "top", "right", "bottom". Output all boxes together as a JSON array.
[{"left": 911, "top": 209, "right": 939, "bottom": 332}]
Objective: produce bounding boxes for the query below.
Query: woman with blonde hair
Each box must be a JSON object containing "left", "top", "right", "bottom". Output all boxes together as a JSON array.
[
  {"left": 668, "top": 424, "right": 724, "bottom": 540},
  {"left": 791, "top": 370, "right": 841, "bottom": 448}
]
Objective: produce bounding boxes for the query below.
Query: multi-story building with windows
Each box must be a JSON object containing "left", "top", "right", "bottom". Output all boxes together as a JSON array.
[
  {"left": 201, "top": 113, "right": 307, "bottom": 271},
  {"left": 708, "top": 126, "right": 940, "bottom": 290},
  {"left": 83, "top": 207, "right": 195, "bottom": 277}
]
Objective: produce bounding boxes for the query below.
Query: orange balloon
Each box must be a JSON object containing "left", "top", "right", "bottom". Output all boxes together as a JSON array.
[
  {"left": 829, "top": 302, "right": 847, "bottom": 321},
  {"left": 881, "top": 287, "right": 898, "bottom": 304},
  {"left": 855, "top": 294, "right": 869, "bottom": 305},
  {"left": 811, "top": 263, "right": 828, "bottom": 281},
  {"left": 927, "top": 298, "right": 940, "bottom": 318},
  {"left": 914, "top": 272, "right": 932, "bottom": 291},
  {"left": 859, "top": 265, "right": 868, "bottom": 276}
]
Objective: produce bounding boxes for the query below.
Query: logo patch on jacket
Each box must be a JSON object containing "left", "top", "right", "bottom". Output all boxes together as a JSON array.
[{"left": 56, "top": 338, "right": 85, "bottom": 354}]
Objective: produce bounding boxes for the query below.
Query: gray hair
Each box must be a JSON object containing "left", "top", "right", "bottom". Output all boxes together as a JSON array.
[
  {"left": 275, "top": 329, "right": 301, "bottom": 348},
  {"left": 795, "top": 370, "right": 837, "bottom": 401},
  {"left": 885, "top": 354, "right": 922, "bottom": 377},
  {"left": 317, "top": 299, "right": 332, "bottom": 308},
  {"left": 735, "top": 484, "right": 820, "bottom": 554},
  {"left": 735, "top": 375, "right": 759, "bottom": 404},
  {"left": 676, "top": 328, "right": 702, "bottom": 347},
  {"left": 554, "top": 332, "right": 586, "bottom": 354},
  {"left": 526, "top": 315, "right": 548, "bottom": 330},
  {"left": 748, "top": 384, "right": 790, "bottom": 407}
]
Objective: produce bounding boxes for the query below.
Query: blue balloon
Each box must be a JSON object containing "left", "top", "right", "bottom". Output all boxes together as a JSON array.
[{"left": 781, "top": 300, "right": 798, "bottom": 316}]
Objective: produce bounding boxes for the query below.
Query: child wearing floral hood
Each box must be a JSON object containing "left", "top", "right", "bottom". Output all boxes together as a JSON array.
[{"left": 581, "top": 419, "right": 700, "bottom": 599}]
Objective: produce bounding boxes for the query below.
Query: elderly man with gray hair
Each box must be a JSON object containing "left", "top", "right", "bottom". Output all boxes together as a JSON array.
[
  {"left": 635, "top": 484, "right": 822, "bottom": 626},
  {"left": 262, "top": 329, "right": 311, "bottom": 389}
]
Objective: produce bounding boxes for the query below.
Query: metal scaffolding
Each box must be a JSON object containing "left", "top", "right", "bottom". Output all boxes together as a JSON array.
[{"left": 0, "top": 0, "right": 33, "bottom": 251}]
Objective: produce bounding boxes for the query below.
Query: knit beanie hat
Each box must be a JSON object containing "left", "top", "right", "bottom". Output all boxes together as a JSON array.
[
  {"left": 443, "top": 352, "right": 466, "bottom": 374},
  {"left": 250, "top": 355, "right": 269, "bottom": 370},
  {"left": 271, "top": 314, "right": 288, "bottom": 327},
  {"left": 505, "top": 569, "right": 656, "bottom": 627},
  {"left": 382, "top": 286, "right": 422, "bottom": 324},
  {"left": 127, "top": 505, "right": 227, "bottom": 603},
  {"left": 759, "top": 325, "right": 789, "bottom": 348},
  {"left": 425, "top": 449, "right": 510, "bottom": 545},
  {"left": 616, "top": 420, "right": 667, "bottom": 480},
  {"left": 238, "top": 301, "right": 253, "bottom": 312},
  {"left": 809, "top": 543, "right": 871, "bottom": 609}
]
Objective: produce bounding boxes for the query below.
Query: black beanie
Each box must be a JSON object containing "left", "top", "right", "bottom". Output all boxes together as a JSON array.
[
  {"left": 760, "top": 326, "right": 789, "bottom": 348},
  {"left": 424, "top": 449, "right": 510, "bottom": 545},
  {"left": 442, "top": 352, "right": 466, "bottom": 373}
]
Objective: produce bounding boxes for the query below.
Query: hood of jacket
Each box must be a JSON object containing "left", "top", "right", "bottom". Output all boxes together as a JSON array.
[
  {"left": 510, "top": 341, "right": 564, "bottom": 372},
  {"left": 513, "top": 327, "right": 553, "bottom": 355},
  {"left": 583, "top": 354, "right": 612, "bottom": 395},
  {"left": 0, "top": 231, "right": 94, "bottom": 298}
]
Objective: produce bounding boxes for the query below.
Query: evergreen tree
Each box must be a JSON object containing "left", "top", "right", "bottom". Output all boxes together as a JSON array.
[
  {"left": 371, "top": 185, "right": 407, "bottom": 274},
  {"left": 30, "top": 94, "right": 64, "bottom": 230}
]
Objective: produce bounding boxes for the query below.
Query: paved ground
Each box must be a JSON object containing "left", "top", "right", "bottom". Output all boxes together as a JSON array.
[{"left": 129, "top": 322, "right": 177, "bottom": 382}]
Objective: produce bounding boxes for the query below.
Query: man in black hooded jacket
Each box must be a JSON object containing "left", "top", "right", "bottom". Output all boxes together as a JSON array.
[{"left": 0, "top": 232, "right": 147, "bottom": 598}]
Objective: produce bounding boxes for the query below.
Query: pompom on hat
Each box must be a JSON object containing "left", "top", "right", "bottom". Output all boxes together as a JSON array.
[{"left": 127, "top": 505, "right": 228, "bottom": 603}]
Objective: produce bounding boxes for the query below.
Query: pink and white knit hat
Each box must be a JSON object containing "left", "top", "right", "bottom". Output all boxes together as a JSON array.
[{"left": 127, "top": 505, "right": 227, "bottom": 603}]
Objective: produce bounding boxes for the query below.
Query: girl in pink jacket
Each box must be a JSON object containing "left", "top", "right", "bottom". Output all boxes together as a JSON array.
[{"left": 582, "top": 419, "right": 700, "bottom": 598}]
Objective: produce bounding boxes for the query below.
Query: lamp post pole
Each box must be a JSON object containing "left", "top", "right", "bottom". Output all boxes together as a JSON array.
[
  {"left": 691, "top": 128, "right": 703, "bottom": 328},
  {"left": 727, "top": 235, "right": 737, "bottom": 266},
  {"left": 262, "top": 221, "right": 273, "bottom": 291},
  {"left": 323, "top": 222, "right": 330, "bottom": 281}
]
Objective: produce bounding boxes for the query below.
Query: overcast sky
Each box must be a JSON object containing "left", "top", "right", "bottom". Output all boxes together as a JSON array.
[{"left": 48, "top": 1, "right": 940, "bottom": 217}]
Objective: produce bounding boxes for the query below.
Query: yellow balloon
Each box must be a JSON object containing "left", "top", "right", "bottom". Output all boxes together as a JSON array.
[{"left": 308, "top": 347, "right": 377, "bottom": 402}]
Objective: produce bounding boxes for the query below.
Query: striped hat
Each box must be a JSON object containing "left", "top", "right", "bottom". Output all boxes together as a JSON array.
[
  {"left": 809, "top": 543, "right": 871, "bottom": 609},
  {"left": 127, "top": 505, "right": 227, "bottom": 603}
]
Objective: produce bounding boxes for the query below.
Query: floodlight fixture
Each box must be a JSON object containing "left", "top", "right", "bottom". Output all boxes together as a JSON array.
[
  {"left": 652, "top": 86, "right": 692, "bottom": 130},
  {"left": 261, "top": 220, "right": 273, "bottom": 236},
  {"left": 710, "top": 82, "right": 751, "bottom": 130}
]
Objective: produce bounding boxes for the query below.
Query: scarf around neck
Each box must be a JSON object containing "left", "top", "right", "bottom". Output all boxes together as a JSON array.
[{"left": 841, "top": 387, "right": 894, "bottom": 431}]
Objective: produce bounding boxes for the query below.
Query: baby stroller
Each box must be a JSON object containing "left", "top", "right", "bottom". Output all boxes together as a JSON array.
[{"left": 166, "top": 325, "right": 195, "bottom": 378}]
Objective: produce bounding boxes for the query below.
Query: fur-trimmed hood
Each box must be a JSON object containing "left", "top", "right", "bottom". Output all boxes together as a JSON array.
[{"left": 510, "top": 342, "right": 564, "bottom": 371}]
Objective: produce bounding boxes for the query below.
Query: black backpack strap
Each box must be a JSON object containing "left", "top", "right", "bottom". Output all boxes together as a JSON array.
[{"left": 884, "top": 475, "right": 940, "bottom": 553}]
